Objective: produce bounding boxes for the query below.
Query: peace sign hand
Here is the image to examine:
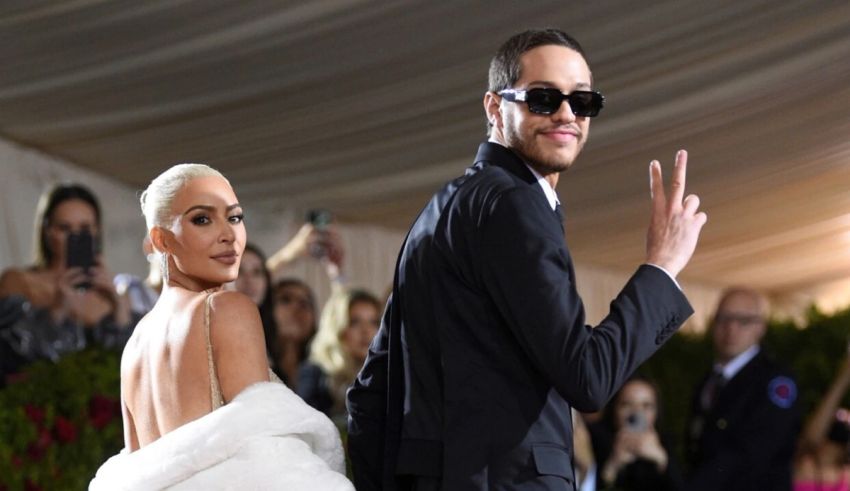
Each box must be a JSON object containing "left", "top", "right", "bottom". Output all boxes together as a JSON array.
[{"left": 645, "top": 150, "right": 707, "bottom": 278}]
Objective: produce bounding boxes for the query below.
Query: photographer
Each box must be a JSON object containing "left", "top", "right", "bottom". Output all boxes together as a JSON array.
[
  {"left": 591, "top": 375, "right": 682, "bottom": 491},
  {"left": 0, "top": 184, "right": 134, "bottom": 376}
]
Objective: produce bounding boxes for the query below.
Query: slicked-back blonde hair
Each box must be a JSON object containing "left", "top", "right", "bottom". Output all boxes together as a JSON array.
[{"left": 140, "top": 163, "right": 227, "bottom": 231}]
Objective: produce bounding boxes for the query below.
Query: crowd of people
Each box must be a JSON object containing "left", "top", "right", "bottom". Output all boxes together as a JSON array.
[
  {"left": 0, "top": 180, "right": 379, "bottom": 432},
  {"left": 0, "top": 27, "right": 848, "bottom": 491}
]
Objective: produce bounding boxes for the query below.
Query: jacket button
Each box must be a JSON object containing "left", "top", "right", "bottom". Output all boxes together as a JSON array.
[{"left": 716, "top": 419, "right": 727, "bottom": 430}]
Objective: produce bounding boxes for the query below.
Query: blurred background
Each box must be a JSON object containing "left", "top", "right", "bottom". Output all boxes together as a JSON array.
[
  {"left": 2, "top": 1, "right": 850, "bottom": 489},
  {"left": 1, "top": 0, "right": 848, "bottom": 329}
]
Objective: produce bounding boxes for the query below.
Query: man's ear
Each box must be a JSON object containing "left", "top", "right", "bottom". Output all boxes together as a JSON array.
[
  {"left": 483, "top": 91, "right": 503, "bottom": 130},
  {"left": 149, "top": 227, "right": 170, "bottom": 255}
]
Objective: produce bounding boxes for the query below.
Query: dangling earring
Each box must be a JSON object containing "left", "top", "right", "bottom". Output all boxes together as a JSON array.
[{"left": 160, "top": 252, "right": 170, "bottom": 284}]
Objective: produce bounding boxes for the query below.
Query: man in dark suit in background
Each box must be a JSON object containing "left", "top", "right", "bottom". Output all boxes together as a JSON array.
[
  {"left": 686, "top": 287, "right": 801, "bottom": 491},
  {"left": 347, "top": 28, "right": 707, "bottom": 491}
]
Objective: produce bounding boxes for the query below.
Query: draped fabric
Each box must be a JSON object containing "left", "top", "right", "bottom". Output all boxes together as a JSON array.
[
  {"left": 90, "top": 381, "right": 353, "bottom": 490},
  {"left": 1, "top": 0, "right": 850, "bottom": 326}
]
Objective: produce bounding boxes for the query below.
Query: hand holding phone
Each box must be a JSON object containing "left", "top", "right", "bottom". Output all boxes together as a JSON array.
[
  {"left": 625, "top": 412, "right": 647, "bottom": 432},
  {"left": 306, "top": 209, "right": 332, "bottom": 258}
]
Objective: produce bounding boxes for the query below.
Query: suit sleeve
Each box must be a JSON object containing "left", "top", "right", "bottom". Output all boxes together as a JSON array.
[{"left": 478, "top": 186, "right": 693, "bottom": 411}]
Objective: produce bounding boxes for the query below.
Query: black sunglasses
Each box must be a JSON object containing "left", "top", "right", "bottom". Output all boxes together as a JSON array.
[{"left": 498, "top": 88, "right": 605, "bottom": 117}]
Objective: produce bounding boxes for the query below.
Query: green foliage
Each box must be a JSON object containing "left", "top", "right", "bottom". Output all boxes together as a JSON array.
[
  {"left": 638, "top": 305, "right": 850, "bottom": 464},
  {"left": 3, "top": 306, "right": 850, "bottom": 489},
  {"left": 0, "top": 349, "right": 122, "bottom": 491}
]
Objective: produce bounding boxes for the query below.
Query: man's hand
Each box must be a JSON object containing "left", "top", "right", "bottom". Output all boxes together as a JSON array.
[{"left": 646, "top": 150, "right": 707, "bottom": 278}]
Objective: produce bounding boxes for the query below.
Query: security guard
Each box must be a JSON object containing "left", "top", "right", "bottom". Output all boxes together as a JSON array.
[{"left": 686, "top": 287, "right": 801, "bottom": 491}]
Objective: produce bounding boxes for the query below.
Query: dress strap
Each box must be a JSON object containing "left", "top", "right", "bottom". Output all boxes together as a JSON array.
[{"left": 204, "top": 293, "right": 225, "bottom": 410}]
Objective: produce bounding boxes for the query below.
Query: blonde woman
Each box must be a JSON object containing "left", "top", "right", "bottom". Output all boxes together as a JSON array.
[
  {"left": 298, "top": 285, "right": 381, "bottom": 422},
  {"left": 91, "top": 163, "right": 352, "bottom": 490}
]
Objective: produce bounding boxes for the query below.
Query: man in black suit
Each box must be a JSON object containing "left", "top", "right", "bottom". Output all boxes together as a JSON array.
[
  {"left": 686, "top": 287, "right": 801, "bottom": 490},
  {"left": 347, "top": 28, "right": 707, "bottom": 491}
]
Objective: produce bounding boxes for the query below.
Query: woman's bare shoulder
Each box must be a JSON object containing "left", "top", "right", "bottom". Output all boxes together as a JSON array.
[
  {"left": 0, "top": 268, "right": 33, "bottom": 297},
  {"left": 206, "top": 290, "right": 268, "bottom": 400},
  {"left": 206, "top": 290, "right": 263, "bottom": 331}
]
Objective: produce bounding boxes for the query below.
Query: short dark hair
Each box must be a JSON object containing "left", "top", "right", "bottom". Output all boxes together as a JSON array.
[
  {"left": 33, "top": 183, "right": 102, "bottom": 268},
  {"left": 486, "top": 28, "right": 588, "bottom": 133}
]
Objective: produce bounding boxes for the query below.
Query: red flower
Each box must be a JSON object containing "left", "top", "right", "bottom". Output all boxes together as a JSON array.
[
  {"left": 54, "top": 416, "right": 77, "bottom": 443},
  {"left": 24, "top": 479, "right": 42, "bottom": 491},
  {"left": 89, "top": 394, "right": 120, "bottom": 429},
  {"left": 11, "top": 454, "right": 23, "bottom": 468},
  {"left": 26, "top": 429, "right": 52, "bottom": 461},
  {"left": 23, "top": 404, "right": 45, "bottom": 428}
]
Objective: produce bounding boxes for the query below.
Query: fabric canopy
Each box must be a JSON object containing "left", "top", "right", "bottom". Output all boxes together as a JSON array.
[{"left": 1, "top": 0, "right": 849, "bottom": 306}]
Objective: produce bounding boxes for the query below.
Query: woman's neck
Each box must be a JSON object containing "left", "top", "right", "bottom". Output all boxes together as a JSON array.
[{"left": 164, "top": 266, "right": 221, "bottom": 293}]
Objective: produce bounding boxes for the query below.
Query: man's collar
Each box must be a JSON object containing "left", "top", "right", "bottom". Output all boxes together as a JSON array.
[
  {"left": 715, "top": 345, "right": 761, "bottom": 380},
  {"left": 474, "top": 142, "right": 536, "bottom": 184},
  {"left": 474, "top": 142, "right": 560, "bottom": 211},
  {"left": 524, "top": 163, "right": 560, "bottom": 211}
]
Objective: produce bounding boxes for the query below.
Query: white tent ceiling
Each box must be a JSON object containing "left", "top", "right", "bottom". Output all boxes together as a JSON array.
[{"left": 1, "top": 0, "right": 849, "bottom": 297}]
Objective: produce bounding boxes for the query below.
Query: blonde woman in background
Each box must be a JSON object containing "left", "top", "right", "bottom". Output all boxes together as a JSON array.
[
  {"left": 90, "top": 163, "right": 352, "bottom": 490},
  {"left": 298, "top": 285, "right": 381, "bottom": 423}
]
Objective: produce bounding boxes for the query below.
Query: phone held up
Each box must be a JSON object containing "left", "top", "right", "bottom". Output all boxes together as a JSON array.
[
  {"left": 66, "top": 228, "right": 96, "bottom": 289},
  {"left": 306, "top": 209, "right": 332, "bottom": 259},
  {"left": 625, "top": 412, "right": 647, "bottom": 432}
]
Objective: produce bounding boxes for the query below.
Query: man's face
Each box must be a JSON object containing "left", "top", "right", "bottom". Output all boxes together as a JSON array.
[
  {"left": 490, "top": 45, "right": 592, "bottom": 175},
  {"left": 711, "top": 292, "right": 767, "bottom": 363}
]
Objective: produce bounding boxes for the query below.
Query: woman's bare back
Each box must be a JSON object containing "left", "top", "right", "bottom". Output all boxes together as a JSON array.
[
  {"left": 120, "top": 289, "right": 269, "bottom": 451},
  {"left": 120, "top": 290, "right": 217, "bottom": 450}
]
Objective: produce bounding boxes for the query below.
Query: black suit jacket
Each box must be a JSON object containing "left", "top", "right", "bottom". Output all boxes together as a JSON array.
[
  {"left": 685, "top": 350, "right": 801, "bottom": 491},
  {"left": 347, "top": 142, "right": 693, "bottom": 490}
]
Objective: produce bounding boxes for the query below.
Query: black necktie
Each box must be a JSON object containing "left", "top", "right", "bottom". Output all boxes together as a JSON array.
[
  {"left": 554, "top": 204, "right": 565, "bottom": 235},
  {"left": 700, "top": 370, "right": 725, "bottom": 411}
]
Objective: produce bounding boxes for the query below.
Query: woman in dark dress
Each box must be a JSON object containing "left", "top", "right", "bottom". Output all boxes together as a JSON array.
[{"left": 591, "top": 375, "right": 683, "bottom": 491}]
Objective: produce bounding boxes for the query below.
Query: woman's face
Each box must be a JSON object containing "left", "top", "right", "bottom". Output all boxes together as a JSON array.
[
  {"left": 45, "top": 199, "right": 99, "bottom": 267},
  {"left": 160, "top": 176, "right": 246, "bottom": 287},
  {"left": 614, "top": 380, "right": 658, "bottom": 431},
  {"left": 341, "top": 300, "right": 380, "bottom": 363},
  {"left": 235, "top": 249, "right": 267, "bottom": 305},
  {"left": 272, "top": 284, "right": 315, "bottom": 343}
]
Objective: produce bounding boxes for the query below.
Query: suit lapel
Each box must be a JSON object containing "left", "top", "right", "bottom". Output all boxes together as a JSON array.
[{"left": 473, "top": 142, "right": 564, "bottom": 235}]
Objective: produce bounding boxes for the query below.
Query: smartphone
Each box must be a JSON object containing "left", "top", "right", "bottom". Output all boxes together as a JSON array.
[
  {"left": 625, "top": 412, "right": 647, "bottom": 431},
  {"left": 306, "top": 209, "right": 332, "bottom": 230},
  {"left": 306, "top": 209, "right": 332, "bottom": 259},
  {"left": 66, "top": 229, "right": 95, "bottom": 288}
]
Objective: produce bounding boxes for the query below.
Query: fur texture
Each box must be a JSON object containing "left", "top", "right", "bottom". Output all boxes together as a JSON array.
[{"left": 90, "top": 381, "right": 353, "bottom": 490}]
